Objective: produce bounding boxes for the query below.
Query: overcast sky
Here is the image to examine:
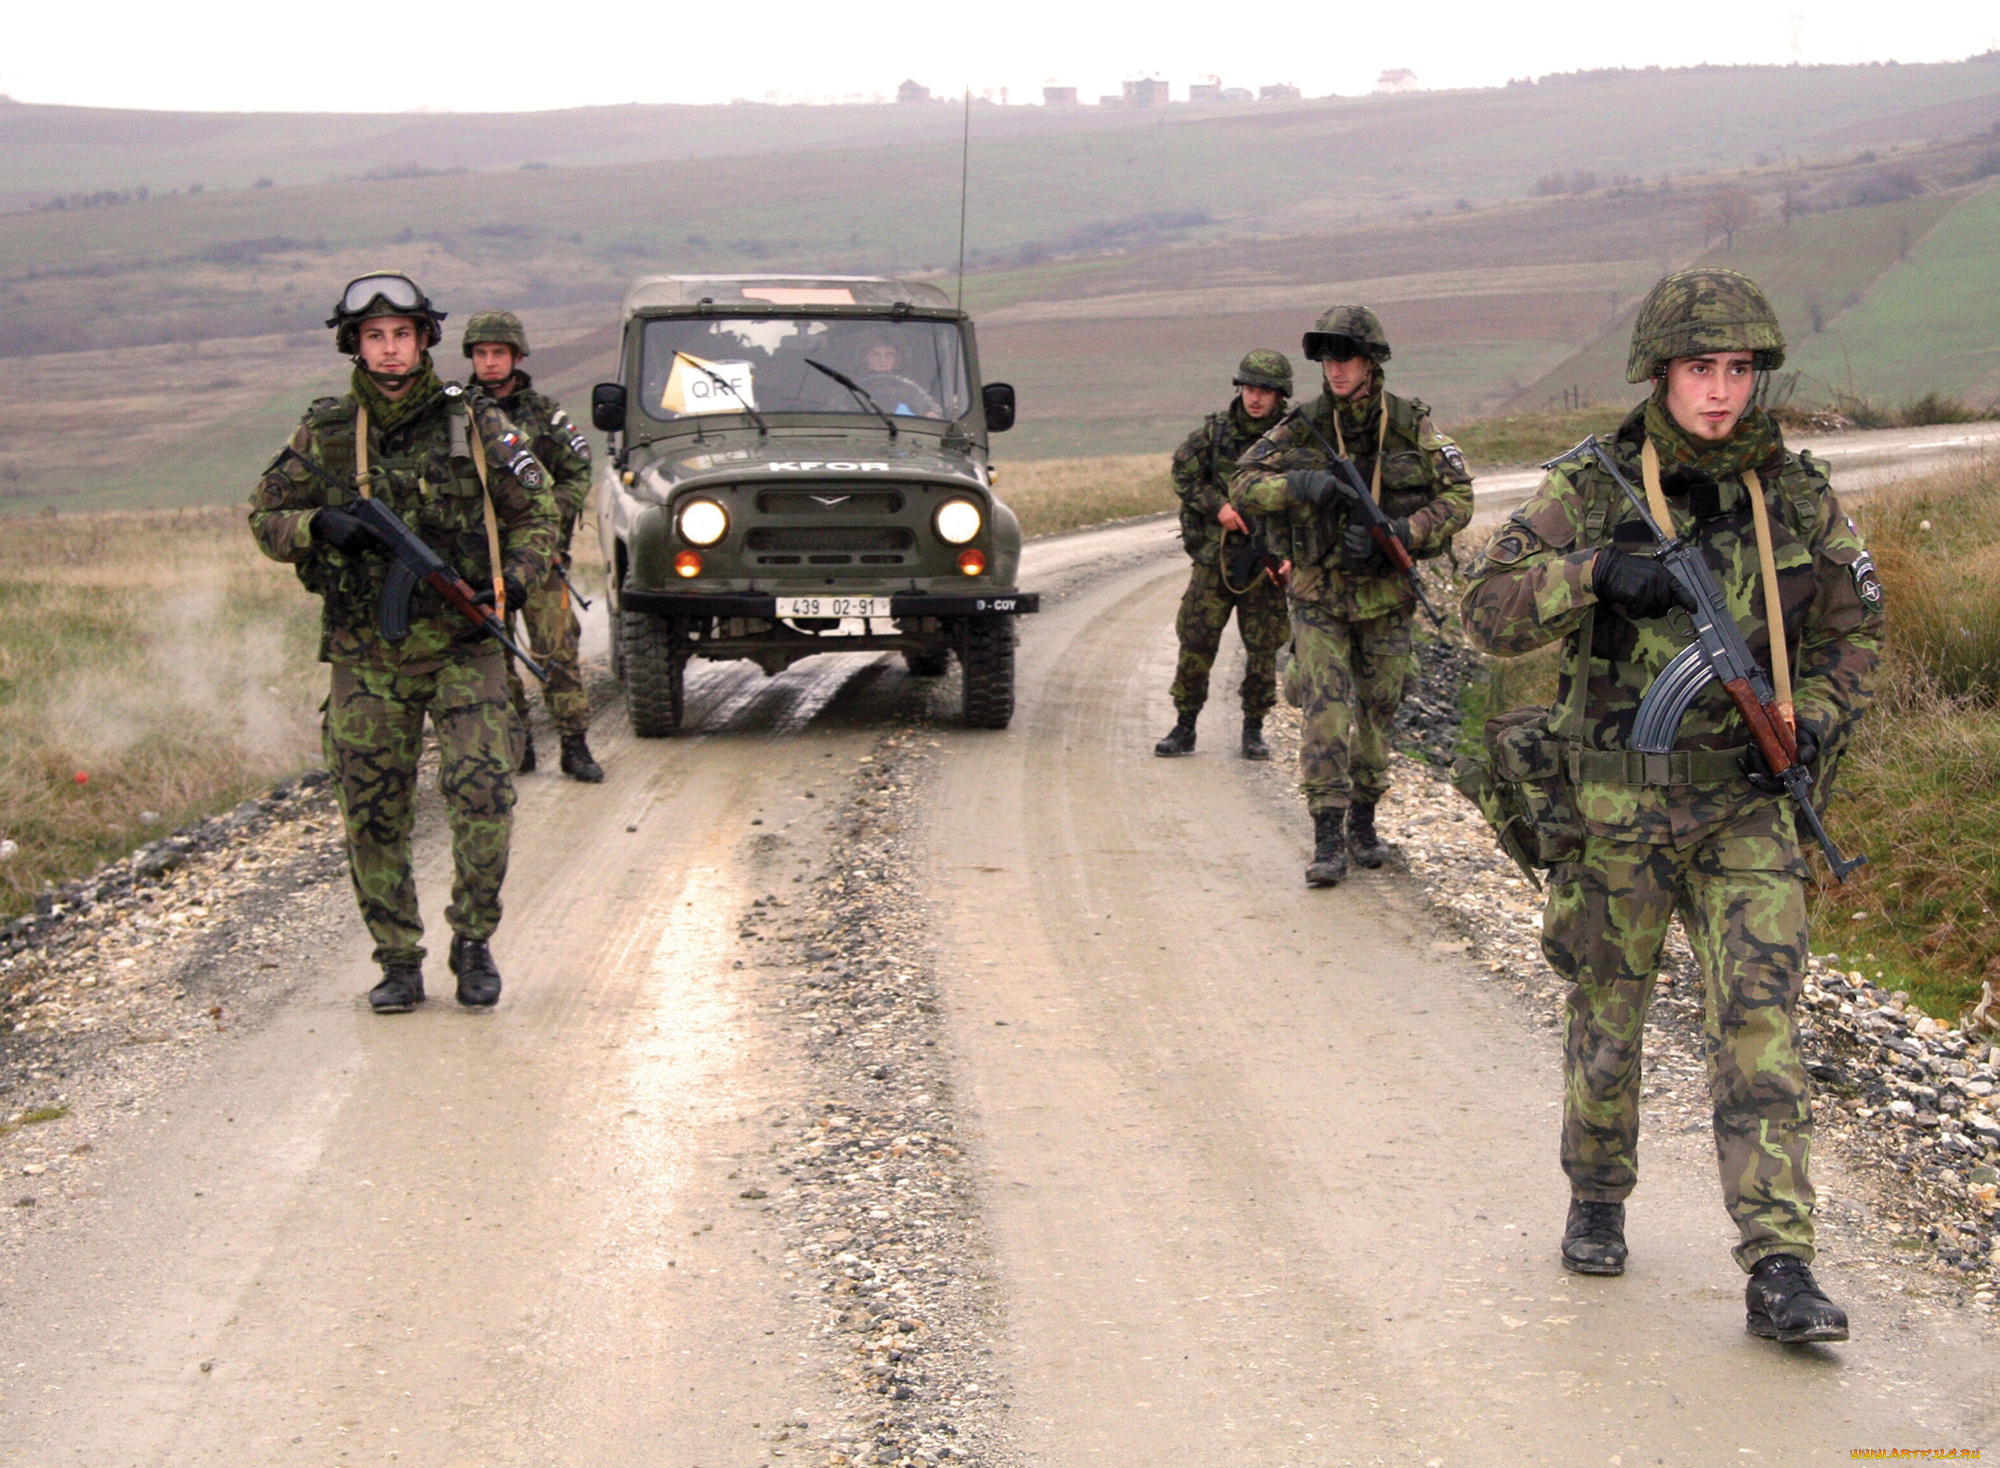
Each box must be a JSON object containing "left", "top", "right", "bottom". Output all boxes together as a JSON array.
[{"left": 5, "top": 1, "right": 1997, "bottom": 112}]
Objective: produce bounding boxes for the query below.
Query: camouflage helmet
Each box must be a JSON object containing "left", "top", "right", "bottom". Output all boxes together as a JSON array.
[
  {"left": 1232, "top": 348, "right": 1293, "bottom": 395},
  {"left": 1626, "top": 268, "right": 1786, "bottom": 383},
  {"left": 1302, "top": 304, "right": 1390, "bottom": 364},
  {"left": 327, "top": 271, "right": 445, "bottom": 355},
  {"left": 462, "top": 308, "right": 530, "bottom": 359}
]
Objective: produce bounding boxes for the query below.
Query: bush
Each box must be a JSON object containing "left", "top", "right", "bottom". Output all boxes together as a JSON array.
[{"left": 1896, "top": 390, "right": 1984, "bottom": 426}]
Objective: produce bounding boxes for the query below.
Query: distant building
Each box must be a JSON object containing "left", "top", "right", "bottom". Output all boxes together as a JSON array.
[
  {"left": 1375, "top": 68, "right": 1419, "bottom": 94},
  {"left": 896, "top": 79, "right": 931, "bottom": 104},
  {"left": 1188, "top": 81, "right": 1222, "bottom": 104},
  {"left": 1043, "top": 86, "right": 1078, "bottom": 106},
  {"left": 1123, "top": 78, "right": 1171, "bottom": 107},
  {"left": 1097, "top": 94, "right": 1123, "bottom": 108},
  {"left": 1259, "top": 83, "right": 1301, "bottom": 102},
  {"left": 1219, "top": 86, "right": 1253, "bottom": 103}
]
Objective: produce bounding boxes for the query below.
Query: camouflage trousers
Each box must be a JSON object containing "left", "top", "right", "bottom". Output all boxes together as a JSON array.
[
  {"left": 1169, "top": 561, "right": 1289, "bottom": 717},
  {"left": 1541, "top": 808, "right": 1815, "bottom": 1270},
  {"left": 324, "top": 652, "right": 517, "bottom": 968},
  {"left": 1290, "top": 598, "right": 1413, "bottom": 814},
  {"left": 505, "top": 560, "right": 588, "bottom": 736}
]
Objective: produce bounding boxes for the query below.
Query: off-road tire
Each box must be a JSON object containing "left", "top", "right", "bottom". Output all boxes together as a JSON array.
[
  {"left": 903, "top": 647, "right": 951, "bottom": 678},
  {"left": 621, "top": 609, "right": 686, "bottom": 737},
  {"left": 959, "top": 617, "right": 1015, "bottom": 729}
]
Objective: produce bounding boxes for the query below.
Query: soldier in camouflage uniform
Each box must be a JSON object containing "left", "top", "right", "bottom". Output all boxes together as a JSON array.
[
  {"left": 1155, "top": 349, "right": 1294, "bottom": 761},
  {"left": 462, "top": 310, "right": 603, "bottom": 783},
  {"left": 1461, "top": 269, "right": 1883, "bottom": 1344},
  {"left": 1231, "top": 306, "right": 1472, "bottom": 885},
  {"left": 249, "top": 273, "right": 559, "bottom": 1013}
]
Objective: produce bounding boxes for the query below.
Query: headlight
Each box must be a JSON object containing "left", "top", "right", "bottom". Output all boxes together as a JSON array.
[
  {"left": 678, "top": 498, "right": 728, "bottom": 546},
  {"left": 934, "top": 498, "right": 982, "bottom": 545}
]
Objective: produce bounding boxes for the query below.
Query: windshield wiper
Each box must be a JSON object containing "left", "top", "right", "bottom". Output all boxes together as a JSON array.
[
  {"left": 805, "top": 358, "right": 898, "bottom": 440},
  {"left": 673, "top": 351, "right": 767, "bottom": 436}
]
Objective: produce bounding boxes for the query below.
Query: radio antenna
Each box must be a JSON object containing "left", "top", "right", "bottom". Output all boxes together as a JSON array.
[{"left": 955, "top": 85, "right": 971, "bottom": 311}]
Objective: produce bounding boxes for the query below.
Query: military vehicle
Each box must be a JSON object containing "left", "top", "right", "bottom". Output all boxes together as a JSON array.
[{"left": 590, "top": 275, "right": 1037, "bottom": 733}]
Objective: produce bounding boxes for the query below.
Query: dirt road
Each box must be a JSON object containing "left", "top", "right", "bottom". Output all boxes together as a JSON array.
[{"left": 2, "top": 514, "right": 1996, "bottom": 1465}]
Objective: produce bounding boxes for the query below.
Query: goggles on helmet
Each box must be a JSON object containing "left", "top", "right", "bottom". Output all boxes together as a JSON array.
[
  {"left": 1303, "top": 332, "right": 1367, "bottom": 363},
  {"left": 337, "top": 273, "right": 427, "bottom": 318}
]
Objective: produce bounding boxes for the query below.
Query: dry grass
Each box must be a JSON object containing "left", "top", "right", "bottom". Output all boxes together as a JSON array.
[
  {"left": 0, "top": 505, "right": 323, "bottom": 919},
  {"left": 993, "top": 454, "right": 1174, "bottom": 540}
]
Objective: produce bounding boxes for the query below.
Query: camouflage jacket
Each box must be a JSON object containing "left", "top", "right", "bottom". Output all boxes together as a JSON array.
[
  {"left": 480, "top": 370, "right": 594, "bottom": 530},
  {"left": 1230, "top": 386, "right": 1473, "bottom": 618},
  {"left": 1460, "top": 405, "right": 1885, "bottom": 846},
  {"left": 248, "top": 369, "right": 560, "bottom": 669},
  {"left": 1169, "top": 399, "right": 1284, "bottom": 566}
]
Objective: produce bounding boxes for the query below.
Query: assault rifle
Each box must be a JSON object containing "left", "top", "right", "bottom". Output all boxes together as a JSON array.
[
  {"left": 1555, "top": 436, "right": 1862, "bottom": 881},
  {"left": 1221, "top": 523, "right": 1287, "bottom": 595},
  {"left": 1287, "top": 412, "right": 1444, "bottom": 627},
  {"left": 279, "top": 448, "right": 548, "bottom": 683}
]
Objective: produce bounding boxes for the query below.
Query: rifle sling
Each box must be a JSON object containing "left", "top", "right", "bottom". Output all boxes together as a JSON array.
[
  {"left": 463, "top": 401, "right": 508, "bottom": 617},
  {"left": 1569, "top": 744, "right": 1750, "bottom": 786},
  {"left": 1640, "top": 438, "right": 1794, "bottom": 737}
]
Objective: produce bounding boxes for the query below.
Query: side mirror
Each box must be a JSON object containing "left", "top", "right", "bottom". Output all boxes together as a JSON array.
[
  {"left": 591, "top": 382, "right": 628, "bottom": 433},
  {"left": 982, "top": 382, "right": 1016, "bottom": 433}
]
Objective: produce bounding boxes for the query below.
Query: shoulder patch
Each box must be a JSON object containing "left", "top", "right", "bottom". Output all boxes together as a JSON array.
[
  {"left": 1850, "top": 546, "right": 1885, "bottom": 609},
  {"left": 1484, "top": 522, "right": 1542, "bottom": 566},
  {"left": 1441, "top": 443, "right": 1468, "bottom": 476}
]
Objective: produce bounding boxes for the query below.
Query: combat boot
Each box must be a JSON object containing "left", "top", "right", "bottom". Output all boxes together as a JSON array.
[
  {"left": 1560, "top": 1199, "right": 1627, "bottom": 1276},
  {"left": 1305, "top": 809, "right": 1349, "bottom": 887},
  {"left": 559, "top": 732, "right": 604, "bottom": 783},
  {"left": 368, "top": 962, "right": 425, "bottom": 1015},
  {"left": 1241, "top": 717, "right": 1271, "bottom": 761},
  {"left": 1154, "top": 713, "right": 1198, "bottom": 757},
  {"left": 449, "top": 935, "right": 503, "bottom": 1008},
  {"left": 1348, "top": 801, "right": 1391, "bottom": 868},
  {"left": 1745, "top": 1254, "right": 1849, "bottom": 1343},
  {"left": 517, "top": 729, "right": 538, "bottom": 774}
]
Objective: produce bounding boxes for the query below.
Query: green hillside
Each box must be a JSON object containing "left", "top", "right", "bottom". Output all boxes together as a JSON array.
[{"left": 1786, "top": 182, "right": 2000, "bottom": 408}]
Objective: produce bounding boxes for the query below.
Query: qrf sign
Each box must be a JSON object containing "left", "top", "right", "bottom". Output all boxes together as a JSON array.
[{"left": 661, "top": 355, "right": 758, "bottom": 415}]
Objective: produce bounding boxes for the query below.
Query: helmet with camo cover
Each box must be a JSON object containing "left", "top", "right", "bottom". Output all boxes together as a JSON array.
[
  {"left": 327, "top": 271, "right": 445, "bottom": 355},
  {"left": 1302, "top": 304, "right": 1390, "bottom": 364},
  {"left": 1626, "top": 268, "right": 1785, "bottom": 383},
  {"left": 461, "top": 308, "right": 531, "bottom": 359},
  {"left": 1232, "top": 348, "right": 1293, "bottom": 395}
]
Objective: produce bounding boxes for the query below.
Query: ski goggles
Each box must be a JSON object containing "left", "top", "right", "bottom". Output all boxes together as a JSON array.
[
  {"left": 1301, "top": 332, "right": 1368, "bottom": 363},
  {"left": 336, "top": 273, "right": 428, "bottom": 317}
]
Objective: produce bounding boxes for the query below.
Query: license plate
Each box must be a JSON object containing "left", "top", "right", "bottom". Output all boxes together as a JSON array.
[{"left": 776, "top": 595, "right": 888, "bottom": 619}]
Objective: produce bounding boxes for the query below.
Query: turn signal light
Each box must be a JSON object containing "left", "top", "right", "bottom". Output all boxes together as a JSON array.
[
  {"left": 958, "top": 549, "right": 986, "bottom": 576},
  {"left": 674, "top": 551, "right": 703, "bottom": 578}
]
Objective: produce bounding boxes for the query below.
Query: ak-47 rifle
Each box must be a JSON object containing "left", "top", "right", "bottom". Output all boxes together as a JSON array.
[
  {"left": 1551, "top": 435, "right": 1862, "bottom": 881},
  {"left": 1287, "top": 411, "right": 1444, "bottom": 628},
  {"left": 280, "top": 447, "right": 549, "bottom": 683},
  {"left": 1221, "top": 523, "right": 1287, "bottom": 595}
]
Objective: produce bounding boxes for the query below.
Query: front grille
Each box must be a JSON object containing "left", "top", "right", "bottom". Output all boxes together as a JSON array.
[
  {"left": 746, "top": 527, "right": 914, "bottom": 553},
  {"left": 756, "top": 489, "right": 905, "bottom": 516}
]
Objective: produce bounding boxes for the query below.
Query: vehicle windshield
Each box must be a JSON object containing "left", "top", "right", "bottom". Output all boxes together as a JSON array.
[{"left": 639, "top": 316, "right": 972, "bottom": 424}]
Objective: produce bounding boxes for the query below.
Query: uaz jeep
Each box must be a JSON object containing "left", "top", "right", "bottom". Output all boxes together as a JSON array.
[{"left": 591, "top": 275, "right": 1036, "bottom": 732}]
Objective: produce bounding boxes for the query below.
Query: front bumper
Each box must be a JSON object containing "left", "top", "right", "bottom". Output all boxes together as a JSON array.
[{"left": 621, "top": 589, "right": 1039, "bottom": 617}]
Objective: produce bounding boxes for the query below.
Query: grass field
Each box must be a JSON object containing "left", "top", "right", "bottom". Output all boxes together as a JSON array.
[{"left": 0, "top": 507, "right": 323, "bottom": 920}]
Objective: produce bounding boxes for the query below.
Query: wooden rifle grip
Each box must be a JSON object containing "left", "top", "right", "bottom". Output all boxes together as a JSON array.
[
  {"left": 1372, "top": 523, "right": 1416, "bottom": 575},
  {"left": 1723, "top": 678, "right": 1796, "bottom": 771}
]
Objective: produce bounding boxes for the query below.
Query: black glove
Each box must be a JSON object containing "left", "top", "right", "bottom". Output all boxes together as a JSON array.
[
  {"left": 1341, "top": 516, "right": 1378, "bottom": 570},
  {"left": 1287, "top": 469, "right": 1357, "bottom": 507},
  {"left": 310, "top": 507, "right": 373, "bottom": 554},
  {"left": 473, "top": 573, "right": 529, "bottom": 613},
  {"left": 1592, "top": 547, "right": 1684, "bottom": 619},
  {"left": 1742, "top": 725, "right": 1819, "bottom": 795}
]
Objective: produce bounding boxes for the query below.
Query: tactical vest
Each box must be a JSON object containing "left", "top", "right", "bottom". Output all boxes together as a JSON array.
[
  {"left": 294, "top": 386, "right": 497, "bottom": 635},
  {"left": 1293, "top": 392, "right": 1444, "bottom": 569},
  {"left": 1548, "top": 444, "right": 1829, "bottom": 745}
]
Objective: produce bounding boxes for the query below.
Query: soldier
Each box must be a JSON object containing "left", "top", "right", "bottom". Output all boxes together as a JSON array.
[
  {"left": 1231, "top": 306, "right": 1472, "bottom": 885},
  {"left": 1461, "top": 269, "right": 1883, "bottom": 1343},
  {"left": 461, "top": 310, "right": 603, "bottom": 783},
  {"left": 1155, "top": 349, "right": 1294, "bottom": 760},
  {"left": 249, "top": 273, "right": 559, "bottom": 1013}
]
